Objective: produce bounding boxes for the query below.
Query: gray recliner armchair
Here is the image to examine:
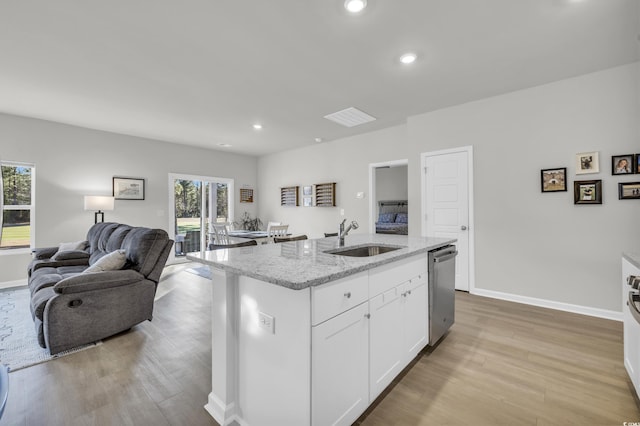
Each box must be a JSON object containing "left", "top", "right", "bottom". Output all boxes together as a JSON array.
[{"left": 27, "top": 222, "right": 174, "bottom": 354}]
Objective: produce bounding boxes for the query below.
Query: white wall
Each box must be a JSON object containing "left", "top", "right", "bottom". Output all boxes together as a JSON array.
[
  {"left": 0, "top": 113, "right": 257, "bottom": 283},
  {"left": 407, "top": 63, "right": 639, "bottom": 313},
  {"left": 257, "top": 125, "right": 408, "bottom": 238},
  {"left": 375, "top": 165, "right": 408, "bottom": 202}
]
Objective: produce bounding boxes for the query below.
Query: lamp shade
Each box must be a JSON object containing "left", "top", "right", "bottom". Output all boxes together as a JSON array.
[{"left": 84, "top": 196, "right": 115, "bottom": 211}]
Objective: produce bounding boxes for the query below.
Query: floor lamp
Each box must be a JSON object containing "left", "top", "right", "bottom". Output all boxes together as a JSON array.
[{"left": 84, "top": 196, "right": 115, "bottom": 224}]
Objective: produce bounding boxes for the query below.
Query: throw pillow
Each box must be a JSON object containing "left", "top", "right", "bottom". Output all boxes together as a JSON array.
[
  {"left": 378, "top": 213, "right": 396, "bottom": 223},
  {"left": 395, "top": 213, "right": 408, "bottom": 223},
  {"left": 83, "top": 249, "right": 127, "bottom": 273},
  {"left": 51, "top": 240, "right": 87, "bottom": 260}
]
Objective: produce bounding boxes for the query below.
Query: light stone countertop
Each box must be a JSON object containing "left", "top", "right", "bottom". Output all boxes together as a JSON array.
[
  {"left": 187, "top": 234, "right": 456, "bottom": 290},
  {"left": 624, "top": 253, "right": 640, "bottom": 270}
]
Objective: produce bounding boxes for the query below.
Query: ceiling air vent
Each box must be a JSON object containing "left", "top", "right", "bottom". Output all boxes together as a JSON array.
[{"left": 323, "top": 107, "right": 376, "bottom": 128}]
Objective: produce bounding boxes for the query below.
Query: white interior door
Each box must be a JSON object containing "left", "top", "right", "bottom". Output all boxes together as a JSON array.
[{"left": 422, "top": 148, "right": 473, "bottom": 291}]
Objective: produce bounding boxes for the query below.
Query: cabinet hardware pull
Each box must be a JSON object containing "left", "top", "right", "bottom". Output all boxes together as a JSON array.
[
  {"left": 364, "top": 313, "right": 370, "bottom": 319},
  {"left": 344, "top": 292, "right": 351, "bottom": 298}
]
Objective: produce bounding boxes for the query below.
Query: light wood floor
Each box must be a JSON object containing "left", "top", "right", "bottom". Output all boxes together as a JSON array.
[{"left": 2, "top": 264, "right": 639, "bottom": 425}]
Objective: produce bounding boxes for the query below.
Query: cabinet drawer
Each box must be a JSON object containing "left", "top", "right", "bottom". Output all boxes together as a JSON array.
[
  {"left": 369, "top": 255, "right": 426, "bottom": 297},
  {"left": 312, "top": 272, "right": 368, "bottom": 326}
]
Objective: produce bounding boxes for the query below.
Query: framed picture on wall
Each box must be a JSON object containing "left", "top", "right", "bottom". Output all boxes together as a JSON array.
[
  {"left": 573, "top": 180, "right": 602, "bottom": 205},
  {"left": 636, "top": 154, "right": 640, "bottom": 174},
  {"left": 113, "top": 177, "right": 145, "bottom": 200},
  {"left": 575, "top": 152, "right": 599, "bottom": 175},
  {"left": 612, "top": 154, "right": 634, "bottom": 175},
  {"left": 619, "top": 182, "right": 640, "bottom": 200},
  {"left": 540, "top": 167, "right": 567, "bottom": 192}
]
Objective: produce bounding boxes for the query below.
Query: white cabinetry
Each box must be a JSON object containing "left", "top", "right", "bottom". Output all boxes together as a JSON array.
[
  {"left": 401, "top": 277, "right": 428, "bottom": 361},
  {"left": 311, "top": 272, "right": 370, "bottom": 426},
  {"left": 623, "top": 256, "right": 640, "bottom": 395},
  {"left": 368, "top": 257, "right": 428, "bottom": 401},
  {"left": 312, "top": 302, "right": 369, "bottom": 426},
  {"left": 369, "top": 286, "right": 403, "bottom": 400}
]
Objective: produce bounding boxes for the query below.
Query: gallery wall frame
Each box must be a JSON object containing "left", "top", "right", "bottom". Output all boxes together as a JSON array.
[
  {"left": 575, "top": 152, "right": 599, "bottom": 175},
  {"left": 113, "top": 177, "right": 145, "bottom": 200},
  {"left": 573, "top": 180, "right": 602, "bottom": 205},
  {"left": 540, "top": 167, "right": 567, "bottom": 193},
  {"left": 619, "top": 181, "right": 640, "bottom": 200},
  {"left": 612, "top": 154, "right": 635, "bottom": 175}
]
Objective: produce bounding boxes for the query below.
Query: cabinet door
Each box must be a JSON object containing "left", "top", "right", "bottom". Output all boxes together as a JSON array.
[
  {"left": 624, "top": 259, "right": 640, "bottom": 395},
  {"left": 401, "top": 280, "right": 428, "bottom": 362},
  {"left": 312, "top": 302, "right": 369, "bottom": 426},
  {"left": 369, "top": 287, "right": 403, "bottom": 401}
]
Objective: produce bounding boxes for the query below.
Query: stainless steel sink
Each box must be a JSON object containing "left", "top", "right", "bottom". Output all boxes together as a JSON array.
[{"left": 325, "top": 244, "right": 402, "bottom": 257}]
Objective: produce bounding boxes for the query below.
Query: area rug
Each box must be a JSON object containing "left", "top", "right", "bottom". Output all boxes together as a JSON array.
[
  {"left": 0, "top": 286, "right": 100, "bottom": 372},
  {"left": 186, "top": 265, "right": 212, "bottom": 279}
]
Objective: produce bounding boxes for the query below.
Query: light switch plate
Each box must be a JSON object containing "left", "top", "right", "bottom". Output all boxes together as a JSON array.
[{"left": 258, "top": 312, "right": 275, "bottom": 334}]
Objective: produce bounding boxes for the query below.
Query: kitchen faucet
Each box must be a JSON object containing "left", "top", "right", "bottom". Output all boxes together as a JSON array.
[{"left": 339, "top": 219, "right": 359, "bottom": 246}]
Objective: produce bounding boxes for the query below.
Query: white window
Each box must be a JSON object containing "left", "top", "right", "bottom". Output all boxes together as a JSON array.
[{"left": 0, "top": 161, "right": 35, "bottom": 251}]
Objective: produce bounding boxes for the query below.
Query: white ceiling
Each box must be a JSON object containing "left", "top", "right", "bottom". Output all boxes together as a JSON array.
[{"left": 0, "top": 1, "right": 638, "bottom": 156}]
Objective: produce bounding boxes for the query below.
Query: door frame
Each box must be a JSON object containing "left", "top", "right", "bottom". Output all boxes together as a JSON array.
[
  {"left": 368, "top": 159, "right": 408, "bottom": 234},
  {"left": 167, "top": 173, "right": 234, "bottom": 264},
  {"left": 420, "top": 146, "right": 476, "bottom": 293}
]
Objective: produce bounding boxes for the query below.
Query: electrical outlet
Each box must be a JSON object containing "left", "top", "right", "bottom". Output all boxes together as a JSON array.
[{"left": 258, "top": 312, "right": 275, "bottom": 334}]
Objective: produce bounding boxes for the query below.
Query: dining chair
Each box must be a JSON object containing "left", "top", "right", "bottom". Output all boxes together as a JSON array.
[
  {"left": 324, "top": 232, "right": 338, "bottom": 237},
  {"left": 267, "top": 224, "right": 289, "bottom": 243},
  {"left": 266, "top": 221, "right": 281, "bottom": 234},
  {"left": 273, "top": 235, "right": 307, "bottom": 243},
  {"left": 211, "top": 222, "right": 231, "bottom": 245},
  {"left": 209, "top": 239, "right": 258, "bottom": 250}
]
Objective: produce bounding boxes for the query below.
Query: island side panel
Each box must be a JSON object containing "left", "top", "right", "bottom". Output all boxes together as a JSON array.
[
  {"left": 205, "top": 268, "right": 240, "bottom": 425},
  {"left": 237, "top": 276, "right": 312, "bottom": 425}
]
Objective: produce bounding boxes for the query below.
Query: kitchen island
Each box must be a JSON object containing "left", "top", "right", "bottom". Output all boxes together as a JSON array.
[{"left": 188, "top": 233, "right": 455, "bottom": 426}]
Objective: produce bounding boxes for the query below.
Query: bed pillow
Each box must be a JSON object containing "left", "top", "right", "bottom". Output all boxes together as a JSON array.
[
  {"left": 395, "top": 213, "right": 408, "bottom": 223},
  {"left": 83, "top": 249, "right": 126, "bottom": 273},
  {"left": 378, "top": 213, "right": 396, "bottom": 223}
]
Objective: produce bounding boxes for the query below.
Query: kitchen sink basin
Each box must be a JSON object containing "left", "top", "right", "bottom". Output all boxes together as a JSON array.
[{"left": 325, "top": 244, "right": 402, "bottom": 257}]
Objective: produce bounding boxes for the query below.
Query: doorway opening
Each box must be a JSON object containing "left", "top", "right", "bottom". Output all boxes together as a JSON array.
[
  {"left": 168, "top": 173, "right": 234, "bottom": 263},
  {"left": 368, "top": 159, "right": 408, "bottom": 235}
]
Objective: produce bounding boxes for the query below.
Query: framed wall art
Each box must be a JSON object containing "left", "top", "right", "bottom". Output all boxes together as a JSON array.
[
  {"left": 612, "top": 154, "right": 634, "bottom": 175},
  {"left": 573, "top": 180, "right": 602, "bottom": 205},
  {"left": 113, "top": 177, "right": 145, "bottom": 200},
  {"left": 240, "top": 188, "right": 254, "bottom": 203},
  {"left": 619, "top": 182, "right": 640, "bottom": 200},
  {"left": 575, "top": 151, "right": 599, "bottom": 175},
  {"left": 636, "top": 154, "right": 640, "bottom": 174},
  {"left": 540, "top": 167, "right": 567, "bottom": 192}
]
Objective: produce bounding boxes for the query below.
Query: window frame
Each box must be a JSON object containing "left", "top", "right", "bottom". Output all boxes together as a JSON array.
[{"left": 0, "top": 160, "right": 36, "bottom": 254}]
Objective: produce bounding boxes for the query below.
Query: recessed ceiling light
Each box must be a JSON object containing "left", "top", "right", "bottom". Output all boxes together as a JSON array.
[
  {"left": 344, "top": 0, "right": 367, "bottom": 13},
  {"left": 252, "top": 123, "right": 263, "bottom": 130},
  {"left": 399, "top": 53, "right": 417, "bottom": 64},
  {"left": 217, "top": 143, "right": 232, "bottom": 148},
  {"left": 315, "top": 137, "right": 323, "bottom": 143}
]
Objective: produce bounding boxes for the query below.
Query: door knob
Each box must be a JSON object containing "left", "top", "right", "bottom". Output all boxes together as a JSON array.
[{"left": 461, "top": 225, "right": 467, "bottom": 231}]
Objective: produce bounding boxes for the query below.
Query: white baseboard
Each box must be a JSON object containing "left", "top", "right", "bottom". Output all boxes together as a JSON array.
[
  {"left": 471, "top": 288, "right": 622, "bottom": 322},
  {"left": 0, "top": 279, "right": 27, "bottom": 290}
]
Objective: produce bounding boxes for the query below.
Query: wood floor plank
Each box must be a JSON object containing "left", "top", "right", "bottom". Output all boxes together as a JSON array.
[{"left": 2, "top": 265, "right": 639, "bottom": 425}]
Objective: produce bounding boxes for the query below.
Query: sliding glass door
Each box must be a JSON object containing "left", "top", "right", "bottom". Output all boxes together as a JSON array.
[{"left": 168, "top": 173, "right": 234, "bottom": 261}]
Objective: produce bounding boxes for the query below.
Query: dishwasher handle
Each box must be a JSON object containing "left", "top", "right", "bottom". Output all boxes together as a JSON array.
[
  {"left": 433, "top": 247, "right": 458, "bottom": 263},
  {"left": 629, "top": 292, "right": 640, "bottom": 325}
]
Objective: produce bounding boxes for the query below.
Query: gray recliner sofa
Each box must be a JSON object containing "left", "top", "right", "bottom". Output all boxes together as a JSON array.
[{"left": 27, "top": 222, "right": 174, "bottom": 354}]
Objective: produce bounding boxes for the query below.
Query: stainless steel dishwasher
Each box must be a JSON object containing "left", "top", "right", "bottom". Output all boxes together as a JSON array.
[{"left": 428, "top": 245, "right": 458, "bottom": 345}]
